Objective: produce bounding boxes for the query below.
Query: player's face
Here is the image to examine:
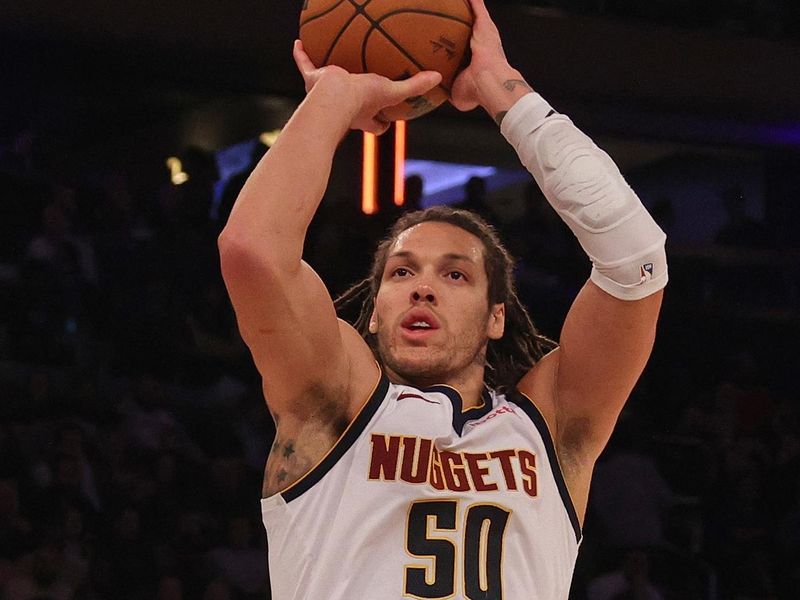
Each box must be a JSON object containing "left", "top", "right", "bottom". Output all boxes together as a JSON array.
[{"left": 371, "top": 221, "right": 505, "bottom": 387}]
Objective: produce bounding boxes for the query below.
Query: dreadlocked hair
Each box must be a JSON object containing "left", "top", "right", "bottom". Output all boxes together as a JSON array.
[{"left": 334, "top": 206, "right": 557, "bottom": 394}]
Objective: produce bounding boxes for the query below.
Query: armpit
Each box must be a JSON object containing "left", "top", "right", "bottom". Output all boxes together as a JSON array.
[
  {"left": 557, "top": 415, "right": 595, "bottom": 475},
  {"left": 262, "top": 386, "right": 350, "bottom": 497}
]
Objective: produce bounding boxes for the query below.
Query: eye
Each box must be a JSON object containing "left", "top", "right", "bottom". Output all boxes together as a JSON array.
[
  {"left": 392, "top": 267, "right": 410, "bottom": 278},
  {"left": 447, "top": 271, "right": 466, "bottom": 281}
]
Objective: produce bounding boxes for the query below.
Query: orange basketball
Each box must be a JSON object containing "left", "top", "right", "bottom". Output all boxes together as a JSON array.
[{"left": 299, "top": 0, "right": 474, "bottom": 121}]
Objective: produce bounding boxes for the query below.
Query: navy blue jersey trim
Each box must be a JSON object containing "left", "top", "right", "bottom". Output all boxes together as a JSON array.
[
  {"left": 421, "top": 384, "right": 494, "bottom": 436},
  {"left": 507, "top": 390, "right": 582, "bottom": 543},
  {"left": 280, "top": 373, "right": 390, "bottom": 503}
]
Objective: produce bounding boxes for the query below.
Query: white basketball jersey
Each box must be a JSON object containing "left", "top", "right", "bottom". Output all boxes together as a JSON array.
[{"left": 261, "top": 373, "right": 582, "bottom": 600}]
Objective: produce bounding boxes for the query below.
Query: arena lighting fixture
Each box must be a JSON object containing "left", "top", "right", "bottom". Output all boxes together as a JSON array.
[
  {"left": 394, "top": 120, "right": 406, "bottom": 207},
  {"left": 361, "top": 122, "right": 406, "bottom": 214},
  {"left": 259, "top": 129, "right": 282, "bottom": 147},
  {"left": 362, "top": 131, "right": 378, "bottom": 215},
  {"left": 165, "top": 157, "right": 189, "bottom": 185}
]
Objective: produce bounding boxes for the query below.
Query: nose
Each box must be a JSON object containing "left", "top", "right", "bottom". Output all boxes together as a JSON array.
[{"left": 411, "top": 284, "right": 436, "bottom": 305}]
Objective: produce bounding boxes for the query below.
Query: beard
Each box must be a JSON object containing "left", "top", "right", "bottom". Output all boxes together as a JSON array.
[{"left": 375, "top": 329, "right": 487, "bottom": 388}]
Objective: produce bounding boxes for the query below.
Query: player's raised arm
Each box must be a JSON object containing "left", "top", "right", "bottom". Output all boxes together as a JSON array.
[
  {"left": 453, "top": 0, "right": 666, "bottom": 465},
  {"left": 218, "top": 42, "right": 441, "bottom": 420}
]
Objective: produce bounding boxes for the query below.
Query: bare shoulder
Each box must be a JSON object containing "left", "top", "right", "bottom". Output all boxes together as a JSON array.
[
  {"left": 338, "top": 319, "right": 383, "bottom": 420},
  {"left": 516, "top": 348, "right": 560, "bottom": 434}
]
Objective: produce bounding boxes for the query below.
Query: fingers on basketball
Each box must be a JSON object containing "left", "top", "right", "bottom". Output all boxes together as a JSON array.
[
  {"left": 293, "top": 40, "right": 316, "bottom": 74},
  {"left": 299, "top": 0, "right": 473, "bottom": 121},
  {"left": 397, "top": 71, "right": 443, "bottom": 100}
]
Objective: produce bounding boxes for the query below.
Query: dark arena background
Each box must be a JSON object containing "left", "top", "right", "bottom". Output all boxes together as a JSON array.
[{"left": 1, "top": 1, "right": 800, "bottom": 599}]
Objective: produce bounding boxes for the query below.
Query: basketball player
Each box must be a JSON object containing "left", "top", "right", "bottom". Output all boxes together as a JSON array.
[{"left": 218, "top": 0, "right": 667, "bottom": 597}]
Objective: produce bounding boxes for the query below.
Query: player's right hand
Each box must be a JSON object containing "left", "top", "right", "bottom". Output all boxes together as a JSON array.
[
  {"left": 451, "top": 0, "right": 513, "bottom": 112},
  {"left": 292, "top": 40, "right": 441, "bottom": 135}
]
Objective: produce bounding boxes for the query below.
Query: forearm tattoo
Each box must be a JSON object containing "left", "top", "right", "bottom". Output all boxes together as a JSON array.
[
  {"left": 503, "top": 79, "right": 533, "bottom": 93},
  {"left": 494, "top": 79, "right": 533, "bottom": 126}
]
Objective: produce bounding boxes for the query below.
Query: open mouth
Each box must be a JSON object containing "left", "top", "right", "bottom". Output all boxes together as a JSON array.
[{"left": 401, "top": 311, "right": 440, "bottom": 335}]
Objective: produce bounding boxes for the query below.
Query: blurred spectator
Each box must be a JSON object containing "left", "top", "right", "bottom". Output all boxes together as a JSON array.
[
  {"left": 119, "top": 374, "right": 203, "bottom": 463},
  {"left": 512, "top": 180, "right": 584, "bottom": 332},
  {"left": 306, "top": 194, "right": 377, "bottom": 297},
  {"left": 97, "top": 506, "right": 157, "bottom": 599},
  {"left": 650, "top": 195, "right": 677, "bottom": 240},
  {"left": 207, "top": 515, "right": 267, "bottom": 599},
  {"left": 231, "top": 393, "right": 273, "bottom": 472},
  {"left": 203, "top": 456, "right": 255, "bottom": 518},
  {"left": 203, "top": 578, "right": 236, "bottom": 600},
  {"left": 12, "top": 190, "right": 98, "bottom": 365},
  {"left": 60, "top": 504, "right": 92, "bottom": 589},
  {"left": 379, "top": 174, "right": 426, "bottom": 230},
  {"left": 0, "top": 478, "right": 35, "bottom": 561},
  {"left": 715, "top": 186, "right": 769, "bottom": 248},
  {"left": 404, "top": 174, "right": 424, "bottom": 212},
  {"left": 175, "top": 147, "right": 219, "bottom": 232},
  {"left": 181, "top": 279, "right": 249, "bottom": 385},
  {"left": 454, "top": 176, "right": 494, "bottom": 224},
  {"left": 708, "top": 469, "right": 778, "bottom": 597},
  {"left": 1, "top": 129, "right": 37, "bottom": 174},
  {"left": 156, "top": 575, "right": 184, "bottom": 600},
  {"left": 587, "top": 549, "right": 664, "bottom": 600},
  {"left": 27, "top": 189, "right": 98, "bottom": 286},
  {"left": 48, "top": 453, "right": 99, "bottom": 519},
  {"left": 590, "top": 419, "right": 674, "bottom": 551},
  {"left": 54, "top": 422, "right": 102, "bottom": 511},
  {"left": 0, "top": 130, "right": 49, "bottom": 267},
  {"left": 167, "top": 510, "right": 216, "bottom": 596},
  {"left": 520, "top": 180, "right": 575, "bottom": 259},
  {"left": 5, "top": 539, "right": 78, "bottom": 600}
]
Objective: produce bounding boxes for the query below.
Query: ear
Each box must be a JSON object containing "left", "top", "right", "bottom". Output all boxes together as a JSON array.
[
  {"left": 487, "top": 303, "right": 505, "bottom": 340},
  {"left": 368, "top": 311, "right": 378, "bottom": 334}
]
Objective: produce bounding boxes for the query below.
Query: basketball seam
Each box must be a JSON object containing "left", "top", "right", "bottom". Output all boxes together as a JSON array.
[
  {"left": 318, "top": 0, "right": 381, "bottom": 68},
  {"left": 299, "top": 0, "right": 349, "bottom": 27},
  {"left": 321, "top": 10, "right": 363, "bottom": 67},
  {"left": 365, "top": 25, "right": 441, "bottom": 91},
  {"left": 363, "top": 26, "right": 430, "bottom": 87},
  {"left": 345, "top": 0, "right": 431, "bottom": 82},
  {"left": 347, "top": 0, "right": 471, "bottom": 94},
  {"left": 373, "top": 7, "right": 472, "bottom": 90}
]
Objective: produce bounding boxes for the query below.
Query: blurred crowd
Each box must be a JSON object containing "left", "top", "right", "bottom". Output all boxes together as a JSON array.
[{"left": 0, "top": 129, "right": 798, "bottom": 600}]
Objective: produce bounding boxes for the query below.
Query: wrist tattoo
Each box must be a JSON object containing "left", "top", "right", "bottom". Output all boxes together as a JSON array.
[
  {"left": 503, "top": 79, "right": 532, "bottom": 93},
  {"left": 495, "top": 80, "right": 532, "bottom": 126}
]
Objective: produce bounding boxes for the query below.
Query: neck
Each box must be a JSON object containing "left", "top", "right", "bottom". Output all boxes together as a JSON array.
[{"left": 383, "top": 363, "right": 487, "bottom": 410}]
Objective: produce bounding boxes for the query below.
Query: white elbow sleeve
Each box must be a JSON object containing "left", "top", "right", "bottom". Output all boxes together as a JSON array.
[{"left": 501, "top": 93, "right": 667, "bottom": 301}]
